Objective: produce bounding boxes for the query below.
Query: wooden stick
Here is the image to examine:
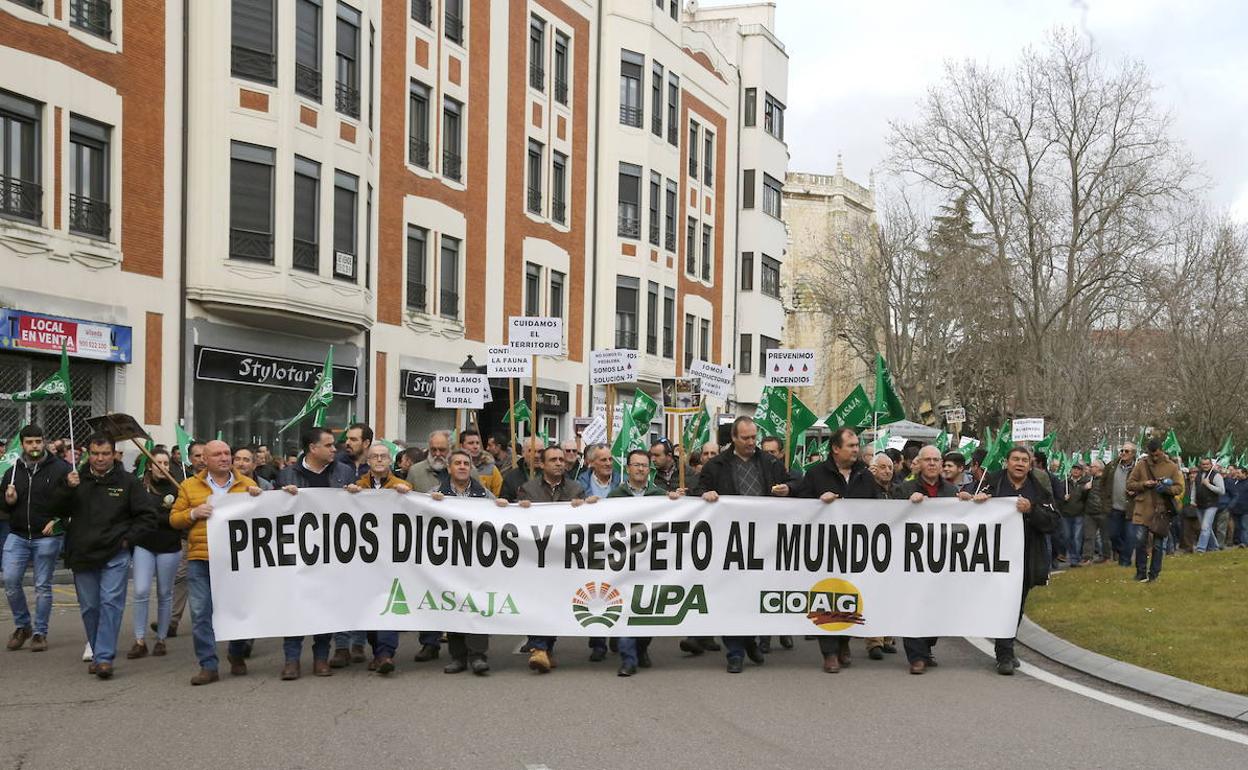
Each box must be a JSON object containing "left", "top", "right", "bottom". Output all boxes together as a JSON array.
[
  {"left": 508, "top": 378, "right": 517, "bottom": 471},
  {"left": 131, "top": 437, "right": 179, "bottom": 486},
  {"left": 784, "top": 387, "right": 793, "bottom": 470},
  {"left": 679, "top": 413, "right": 687, "bottom": 490},
  {"left": 530, "top": 355, "right": 538, "bottom": 479},
  {"left": 606, "top": 384, "right": 615, "bottom": 446}
]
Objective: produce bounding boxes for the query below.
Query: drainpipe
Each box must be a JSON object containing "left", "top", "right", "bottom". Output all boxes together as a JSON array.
[
  {"left": 177, "top": 0, "right": 190, "bottom": 426},
  {"left": 588, "top": 0, "right": 604, "bottom": 411}
]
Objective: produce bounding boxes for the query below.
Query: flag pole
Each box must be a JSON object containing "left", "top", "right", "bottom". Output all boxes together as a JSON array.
[
  {"left": 508, "top": 377, "right": 517, "bottom": 471},
  {"left": 784, "top": 387, "right": 793, "bottom": 470},
  {"left": 606, "top": 383, "right": 615, "bottom": 446},
  {"left": 530, "top": 355, "right": 538, "bottom": 479},
  {"left": 679, "top": 412, "right": 687, "bottom": 490}
]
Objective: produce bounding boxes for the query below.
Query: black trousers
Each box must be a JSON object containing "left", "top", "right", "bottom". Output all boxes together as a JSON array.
[
  {"left": 993, "top": 584, "right": 1031, "bottom": 662},
  {"left": 447, "top": 633, "right": 489, "bottom": 661},
  {"left": 816, "top": 635, "right": 849, "bottom": 655},
  {"left": 903, "top": 636, "right": 938, "bottom": 664}
]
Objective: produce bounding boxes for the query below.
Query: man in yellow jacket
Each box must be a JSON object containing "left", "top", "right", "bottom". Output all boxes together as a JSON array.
[{"left": 169, "top": 440, "right": 262, "bottom": 685}]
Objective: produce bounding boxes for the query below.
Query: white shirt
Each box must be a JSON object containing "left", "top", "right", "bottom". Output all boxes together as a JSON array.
[{"left": 206, "top": 472, "right": 235, "bottom": 500}]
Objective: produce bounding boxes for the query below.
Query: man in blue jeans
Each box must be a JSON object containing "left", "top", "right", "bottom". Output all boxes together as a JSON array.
[
  {"left": 1099, "top": 443, "right": 1137, "bottom": 566},
  {"left": 1125, "top": 440, "right": 1184, "bottom": 583},
  {"left": 1192, "top": 458, "right": 1225, "bottom": 553},
  {"left": 57, "top": 434, "right": 157, "bottom": 679},
  {"left": 3, "top": 424, "right": 70, "bottom": 653}
]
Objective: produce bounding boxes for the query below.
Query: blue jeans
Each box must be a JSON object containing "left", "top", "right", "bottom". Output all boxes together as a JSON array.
[
  {"left": 73, "top": 549, "right": 130, "bottom": 664},
  {"left": 723, "top": 635, "right": 750, "bottom": 660},
  {"left": 1196, "top": 506, "right": 1220, "bottom": 552},
  {"left": 1063, "top": 517, "right": 1085, "bottom": 565},
  {"left": 618, "top": 637, "right": 651, "bottom": 668},
  {"left": 0, "top": 521, "right": 8, "bottom": 570},
  {"left": 333, "top": 630, "right": 368, "bottom": 649},
  {"left": 283, "top": 634, "right": 332, "bottom": 664},
  {"left": 1108, "top": 509, "right": 1131, "bottom": 565},
  {"left": 1237, "top": 513, "right": 1248, "bottom": 546},
  {"left": 372, "top": 631, "right": 399, "bottom": 658},
  {"left": 3, "top": 534, "right": 63, "bottom": 636},
  {"left": 418, "top": 630, "right": 442, "bottom": 649},
  {"left": 187, "top": 560, "right": 247, "bottom": 670},
  {"left": 526, "top": 636, "right": 557, "bottom": 652},
  {"left": 132, "top": 546, "right": 180, "bottom": 642},
  {"left": 1131, "top": 523, "right": 1164, "bottom": 581}
]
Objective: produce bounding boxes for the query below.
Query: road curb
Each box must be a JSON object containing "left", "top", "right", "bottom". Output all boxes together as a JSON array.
[{"left": 1019, "top": 616, "right": 1248, "bottom": 723}]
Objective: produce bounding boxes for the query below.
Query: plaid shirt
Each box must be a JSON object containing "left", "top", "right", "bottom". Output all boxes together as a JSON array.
[{"left": 731, "top": 453, "right": 765, "bottom": 496}]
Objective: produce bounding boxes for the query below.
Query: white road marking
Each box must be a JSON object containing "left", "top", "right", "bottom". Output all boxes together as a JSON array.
[{"left": 965, "top": 637, "right": 1248, "bottom": 747}]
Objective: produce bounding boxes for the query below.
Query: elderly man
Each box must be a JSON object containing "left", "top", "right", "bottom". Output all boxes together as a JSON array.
[
  {"left": 407, "top": 430, "right": 452, "bottom": 494},
  {"left": 576, "top": 444, "right": 619, "bottom": 499},
  {"left": 1100, "top": 442, "right": 1137, "bottom": 566},
  {"left": 500, "top": 437, "right": 543, "bottom": 502},
  {"left": 561, "top": 439, "right": 583, "bottom": 482}
]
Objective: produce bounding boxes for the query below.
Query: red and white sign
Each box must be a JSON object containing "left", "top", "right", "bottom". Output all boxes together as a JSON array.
[{"left": 16, "top": 316, "right": 112, "bottom": 360}]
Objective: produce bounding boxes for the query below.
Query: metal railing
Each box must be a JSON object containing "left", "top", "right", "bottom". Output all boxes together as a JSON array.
[
  {"left": 527, "top": 187, "right": 542, "bottom": 214},
  {"left": 651, "top": 113, "right": 663, "bottom": 136},
  {"left": 619, "top": 104, "right": 642, "bottom": 128},
  {"left": 68, "top": 193, "right": 109, "bottom": 238},
  {"left": 688, "top": 154, "right": 698, "bottom": 177},
  {"left": 0, "top": 175, "right": 42, "bottom": 222},
  {"left": 13, "top": 0, "right": 43, "bottom": 11},
  {"left": 664, "top": 229, "right": 676, "bottom": 252},
  {"left": 231, "top": 45, "right": 276, "bottom": 85},
  {"left": 70, "top": 0, "right": 110, "bottom": 38},
  {"left": 617, "top": 213, "right": 640, "bottom": 239},
  {"left": 229, "top": 228, "right": 273, "bottom": 262},
  {"left": 440, "top": 290, "right": 459, "bottom": 320},
  {"left": 295, "top": 63, "right": 321, "bottom": 100},
  {"left": 529, "top": 64, "right": 545, "bottom": 92},
  {"left": 335, "top": 81, "right": 360, "bottom": 119},
  {"left": 443, "top": 150, "right": 462, "bottom": 181},
  {"left": 408, "top": 137, "right": 429, "bottom": 168},
  {"left": 406, "top": 281, "right": 427, "bottom": 312},
  {"left": 615, "top": 330, "right": 638, "bottom": 350},
  {"left": 555, "top": 79, "right": 568, "bottom": 105},
  {"left": 552, "top": 199, "right": 566, "bottom": 224},
  {"left": 649, "top": 220, "right": 660, "bottom": 245},
  {"left": 292, "top": 238, "right": 318, "bottom": 272}
]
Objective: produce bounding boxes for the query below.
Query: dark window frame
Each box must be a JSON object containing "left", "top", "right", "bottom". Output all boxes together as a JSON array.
[
  {"left": 68, "top": 115, "right": 110, "bottom": 239},
  {"left": 663, "top": 179, "right": 677, "bottom": 252},
  {"left": 550, "top": 269, "right": 566, "bottom": 322},
  {"left": 228, "top": 141, "right": 275, "bottom": 262},
  {"left": 552, "top": 151, "right": 567, "bottom": 224},
  {"left": 662, "top": 287, "right": 675, "bottom": 359},
  {"left": 524, "top": 262, "right": 542, "bottom": 316},
  {"left": 648, "top": 171, "right": 661, "bottom": 246},
  {"left": 439, "top": 235, "right": 461, "bottom": 320},
  {"left": 444, "top": 0, "right": 464, "bottom": 45},
  {"left": 761, "top": 254, "right": 781, "bottom": 299},
  {"left": 442, "top": 96, "right": 463, "bottom": 181},
  {"left": 744, "top": 87, "right": 756, "bottom": 127},
  {"left": 619, "top": 50, "right": 644, "bottom": 128},
  {"left": 615, "top": 276, "right": 640, "bottom": 350},
  {"left": 617, "top": 162, "right": 641, "bottom": 239},
  {"left": 232, "top": 0, "right": 277, "bottom": 86},
  {"left": 646, "top": 281, "right": 659, "bottom": 356},
  {"left": 0, "top": 92, "right": 42, "bottom": 224},
  {"left": 739, "top": 333, "right": 753, "bottom": 374},
  {"left": 553, "top": 32, "right": 570, "bottom": 105},
  {"left": 406, "top": 224, "right": 429, "bottom": 312},
  {"left": 408, "top": 79, "right": 431, "bottom": 168},
  {"left": 762, "top": 173, "right": 783, "bottom": 218},
  {"left": 292, "top": 155, "right": 320, "bottom": 273},
  {"left": 295, "top": 0, "right": 322, "bottom": 101},
  {"left": 527, "top": 139, "right": 544, "bottom": 214},
  {"left": 334, "top": 3, "right": 361, "bottom": 119},
  {"left": 740, "top": 251, "right": 754, "bottom": 291},
  {"left": 529, "top": 15, "right": 546, "bottom": 92},
  {"left": 332, "top": 169, "right": 358, "bottom": 280}
]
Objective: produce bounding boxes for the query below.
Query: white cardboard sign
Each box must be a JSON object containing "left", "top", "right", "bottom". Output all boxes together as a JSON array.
[
  {"left": 764, "top": 349, "right": 817, "bottom": 386},
  {"left": 689, "top": 360, "right": 733, "bottom": 400},
  {"left": 435, "top": 374, "right": 489, "bottom": 409},
  {"left": 590, "top": 349, "right": 639, "bottom": 385},
  {"left": 507, "top": 317, "right": 564, "bottom": 355},
  {"left": 1012, "top": 418, "right": 1045, "bottom": 442},
  {"left": 487, "top": 346, "right": 531, "bottom": 378}
]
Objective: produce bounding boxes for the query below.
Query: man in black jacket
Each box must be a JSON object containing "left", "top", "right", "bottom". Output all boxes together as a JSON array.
[
  {"left": 691, "top": 416, "right": 788, "bottom": 673},
  {"left": 3, "top": 424, "right": 71, "bottom": 652},
  {"left": 58, "top": 433, "right": 158, "bottom": 679},
  {"left": 982, "top": 445, "right": 1061, "bottom": 675},
  {"left": 774, "top": 427, "right": 879, "bottom": 672}
]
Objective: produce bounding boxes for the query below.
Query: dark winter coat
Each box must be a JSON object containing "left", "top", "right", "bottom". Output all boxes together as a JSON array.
[
  {"left": 690, "top": 449, "right": 788, "bottom": 497},
  {"left": 984, "top": 470, "right": 1061, "bottom": 590},
  {"left": 791, "top": 459, "right": 881, "bottom": 500},
  {"left": 57, "top": 463, "right": 158, "bottom": 571},
  {"left": 2, "top": 453, "right": 71, "bottom": 538}
]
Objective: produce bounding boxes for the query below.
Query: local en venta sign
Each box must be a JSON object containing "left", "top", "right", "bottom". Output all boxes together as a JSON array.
[
  {"left": 486, "top": 346, "right": 531, "bottom": 378},
  {"left": 765, "top": 349, "right": 817, "bottom": 387},
  {"left": 689, "top": 359, "right": 733, "bottom": 400},
  {"left": 590, "top": 348, "right": 639, "bottom": 385},
  {"left": 435, "top": 374, "right": 491, "bottom": 409},
  {"left": 1012, "top": 418, "right": 1045, "bottom": 442},
  {"left": 507, "top": 317, "right": 565, "bottom": 355}
]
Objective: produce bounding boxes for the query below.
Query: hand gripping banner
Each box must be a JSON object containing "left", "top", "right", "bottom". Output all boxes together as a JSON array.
[{"left": 207, "top": 492, "right": 1025, "bottom": 640}]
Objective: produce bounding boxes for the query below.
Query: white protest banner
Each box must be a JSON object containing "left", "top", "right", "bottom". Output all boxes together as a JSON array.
[
  {"left": 508, "top": 317, "right": 564, "bottom": 355},
  {"left": 943, "top": 407, "right": 966, "bottom": 424},
  {"left": 580, "top": 415, "right": 608, "bottom": 447},
  {"left": 1012, "top": 418, "right": 1045, "bottom": 442},
  {"left": 435, "top": 374, "right": 488, "bottom": 409},
  {"left": 590, "top": 349, "right": 639, "bottom": 385},
  {"left": 765, "top": 349, "right": 817, "bottom": 386},
  {"left": 208, "top": 493, "right": 1024, "bottom": 639},
  {"left": 487, "top": 346, "right": 531, "bottom": 378},
  {"left": 689, "top": 360, "right": 733, "bottom": 400}
]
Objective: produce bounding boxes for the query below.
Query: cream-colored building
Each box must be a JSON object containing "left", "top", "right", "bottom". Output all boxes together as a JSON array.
[{"left": 782, "top": 162, "right": 875, "bottom": 417}]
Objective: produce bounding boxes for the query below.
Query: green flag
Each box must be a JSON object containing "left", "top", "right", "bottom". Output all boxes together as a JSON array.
[
  {"left": 1034, "top": 432, "right": 1057, "bottom": 456},
  {"left": 1, "top": 426, "right": 25, "bottom": 481},
  {"left": 870, "top": 429, "right": 892, "bottom": 453},
  {"left": 10, "top": 340, "right": 72, "bottom": 404},
  {"left": 338, "top": 409, "right": 357, "bottom": 443},
  {"left": 682, "top": 405, "right": 712, "bottom": 451},
  {"left": 824, "top": 384, "right": 872, "bottom": 432},
  {"left": 983, "top": 420, "right": 1012, "bottom": 473},
  {"left": 630, "top": 389, "right": 659, "bottom": 426},
  {"left": 961, "top": 438, "right": 980, "bottom": 455},
  {"left": 135, "top": 438, "right": 155, "bottom": 478},
  {"left": 935, "top": 431, "right": 950, "bottom": 453},
  {"left": 1162, "top": 429, "right": 1181, "bottom": 457},
  {"left": 1096, "top": 436, "right": 1108, "bottom": 463},
  {"left": 1216, "top": 434, "right": 1234, "bottom": 465},
  {"left": 1135, "top": 427, "right": 1147, "bottom": 451},
  {"left": 377, "top": 438, "right": 401, "bottom": 458},
  {"left": 752, "top": 386, "right": 817, "bottom": 465},
  {"left": 504, "top": 399, "right": 532, "bottom": 427},
  {"left": 537, "top": 428, "right": 550, "bottom": 447},
  {"left": 215, "top": 429, "right": 224, "bottom": 441},
  {"left": 871, "top": 354, "right": 906, "bottom": 425},
  {"left": 174, "top": 423, "right": 194, "bottom": 470},
  {"left": 610, "top": 405, "right": 643, "bottom": 471},
  {"left": 278, "top": 347, "right": 334, "bottom": 435}
]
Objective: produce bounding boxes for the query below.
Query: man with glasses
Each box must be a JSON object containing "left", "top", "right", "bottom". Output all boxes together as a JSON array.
[
  {"left": 561, "top": 440, "right": 583, "bottom": 483},
  {"left": 1100, "top": 443, "right": 1137, "bottom": 567}
]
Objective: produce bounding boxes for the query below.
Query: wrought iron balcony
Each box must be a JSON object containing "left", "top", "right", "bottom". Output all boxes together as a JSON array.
[
  {"left": 292, "top": 238, "right": 318, "bottom": 272},
  {"left": 231, "top": 45, "right": 275, "bottom": 85},
  {"left": 527, "top": 187, "right": 542, "bottom": 214},
  {"left": 617, "top": 214, "right": 640, "bottom": 239},
  {"left": 70, "top": 0, "right": 110, "bottom": 39},
  {"left": 295, "top": 63, "right": 321, "bottom": 101},
  {"left": 229, "top": 228, "right": 273, "bottom": 262},
  {"left": 335, "top": 81, "right": 360, "bottom": 119},
  {"left": 443, "top": 150, "right": 462, "bottom": 182},
  {"left": 619, "top": 104, "right": 642, "bottom": 128},
  {"left": 408, "top": 137, "right": 429, "bottom": 168},
  {"left": 0, "top": 175, "right": 42, "bottom": 223},
  {"left": 68, "top": 193, "right": 109, "bottom": 239}
]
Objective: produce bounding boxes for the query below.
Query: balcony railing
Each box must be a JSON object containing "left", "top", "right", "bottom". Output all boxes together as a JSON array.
[
  {"left": 527, "top": 187, "right": 542, "bottom": 214},
  {"left": 443, "top": 150, "right": 462, "bottom": 181},
  {"left": 335, "top": 81, "right": 360, "bottom": 119},
  {"left": 411, "top": 0, "right": 431, "bottom": 25},
  {"left": 70, "top": 0, "right": 110, "bottom": 39},
  {"left": 649, "top": 220, "right": 660, "bottom": 245},
  {"left": 619, "top": 104, "right": 643, "bottom": 128},
  {"left": 555, "top": 79, "right": 568, "bottom": 105},
  {"left": 406, "top": 281, "right": 427, "bottom": 312},
  {"left": 686, "top": 254, "right": 696, "bottom": 274},
  {"left": 440, "top": 290, "right": 459, "bottom": 320},
  {"left": 664, "top": 229, "right": 676, "bottom": 252},
  {"left": 408, "top": 137, "right": 429, "bottom": 168},
  {"left": 231, "top": 45, "right": 276, "bottom": 85},
  {"left": 0, "top": 176, "right": 42, "bottom": 223},
  {"left": 229, "top": 228, "right": 273, "bottom": 262},
  {"left": 688, "top": 155, "right": 698, "bottom": 177},
  {"left": 617, "top": 214, "right": 640, "bottom": 239},
  {"left": 552, "top": 199, "right": 566, "bottom": 224},
  {"left": 701, "top": 259, "right": 711, "bottom": 282},
  {"left": 445, "top": 12, "right": 463, "bottom": 44},
  {"left": 529, "top": 64, "right": 545, "bottom": 92},
  {"left": 652, "top": 113, "right": 663, "bottom": 136},
  {"left": 68, "top": 193, "right": 109, "bottom": 239},
  {"left": 292, "top": 238, "right": 318, "bottom": 272},
  {"left": 704, "top": 165, "right": 713, "bottom": 187},
  {"left": 615, "top": 330, "right": 638, "bottom": 350},
  {"left": 295, "top": 63, "right": 321, "bottom": 101}
]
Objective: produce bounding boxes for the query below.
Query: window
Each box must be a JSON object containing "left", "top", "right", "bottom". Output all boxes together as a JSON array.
[
  {"left": 648, "top": 172, "right": 661, "bottom": 245},
  {"left": 669, "top": 0, "right": 678, "bottom": 20},
  {"left": 68, "top": 117, "right": 109, "bottom": 239},
  {"left": 666, "top": 74, "right": 679, "bottom": 145},
  {"left": 688, "top": 120, "right": 699, "bottom": 177},
  {"left": 406, "top": 225, "right": 427, "bottom": 311},
  {"left": 703, "top": 130, "right": 714, "bottom": 187},
  {"left": 292, "top": 156, "right": 320, "bottom": 273},
  {"left": 335, "top": 3, "right": 361, "bottom": 119},
  {"left": 554, "top": 32, "right": 569, "bottom": 105},
  {"left": 368, "top": 25, "right": 375, "bottom": 129},
  {"left": 700, "top": 223, "right": 712, "bottom": 281},
  {"left": 295, "top": 0, "right": 322, "bottom": 100},
  {"left": 744, "top": 87, "right": 756, "bottom": 127},
  {"left": 552, "top": 152, "right": 567, "bottom": 224},
  {"left": 229, "top": 142, "right": 274, "bottom": 261},
  {"left": 619, "top": 51, "right": 644, "bottom": 128},
  {"left": 685, "top": 216, "right": 696, "bottom": 274},
  {"left": 0, "top": 92, "right": 41, "bottom": 223},
  {"left": 646, "top": 281, "right": 659, "bottom": 355},
  {"left": 699, "top": 318, "right": 710, "bottom": 362},
  {"left": 529, "top": 15, "right": 545, "bottom": 92},
  {"left": 527, "top": 140, "right": 543, "bottom": 214},
  {"left": 617, "top": 162, "right": 641, "bottom": 239},
  {"left": 364, "top": 183, "right": 372, "bottom": 288},
  {"left": 763, "top": 173, "right": 783, "bottom": 218},
  {"left": 764, "top": 93, "right": 786, "bottom": 140},
  {"left": 761, "top": 254, "right": 781, "bottom": 299},
  {"left": 70, "top": 0, "right": 111, "bottom": 39},
  {"left": 524, "top": 262, "right": 542, "bottom": 316},
  {"left": 411, "top": 0, "right": 431, "bottom": 26},
  {"left": 739, "top": 334, "right": 752, "bottom": 374},
  {"left": 550, "top": 270, "right": 565, "bottom": 321},
  {"left": 683, "top": 314, "right": 694, "bottom": 370},
  {"left": 662, "top": 287, "right": 675, "bottom": 359},
  {"left": 232, "top": 0, "right": 276, "bottom": 85},
  {"left": 759, "top": 335, "right": 779, "bottom": 376},
  {"left": 440, "top": 236, "right": 460, "bottom": 320},
  {"left": 445, "top": 0, "right": 463, "bottom": 45},
  {"left": 663, "top": 180, "right": 677, "bottom": 252},
  {"left": 408, "top": 80, "right": 430, "bottom": 168},
  {"left": 442, "top": 97, "right": 462, "bottom": 181},
  {"left": 333, "top": 170, "right": 358, "bottom": 280},
  {"left": 615, "top": 276, "right": 639, "bottom": 350},
  {"left": 742, "top": 169, "right": 755, "bottom": 209},
  {"left": 650, "top": 61, "right": 664, "bottom": 136}
]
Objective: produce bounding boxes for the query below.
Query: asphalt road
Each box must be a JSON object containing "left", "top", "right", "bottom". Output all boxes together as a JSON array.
[{"left": 1, "top": 583, "right": 1246, "bottom": 770}]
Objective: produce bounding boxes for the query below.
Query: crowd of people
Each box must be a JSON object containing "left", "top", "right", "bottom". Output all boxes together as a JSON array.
[{"left": 5, "top": 416, "right": 1221, "bottom": 686}]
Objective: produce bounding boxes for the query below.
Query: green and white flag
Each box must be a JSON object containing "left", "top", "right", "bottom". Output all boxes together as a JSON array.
[
  {"left": 1216, "top": 434, "right": 1234, "bottom": 466},
  {"left": 1161, "top": 429, "right": 1181, "bottom": 458},
  {"left": 1, "top": 426, "right": 25, "bottom": 481},
  {"left": 1034, "top": 432, "right": 1057, "bottom": 456},
  {"left": 824, "top": 384, "right": 872, "bottom": 432},
  {"left": 175, "top": 422, "right": 194, "bottom": 470},
  {"left": 504, "top": 399, "right": 532, "bottom": 429},
  {"left": 277, "top": 347, "right": 334, "bottom": 435},
  {"left": 872, "top": 354, "right": 906, "bottom": 425},
  {"left": 870, "top": 429, "right": 892, "bottom": 453},
  {"left": 753, "top": 386, "right": 818, "bottom": 465},
  {"left": 9, "top": 341, "right": 72, "bottom": 405},
  {"left": 135, "top": 438, "right": 156, "bottom": 478},
  {"left": 935, "top": 431, "right": 950, "bottom": 453},
  {"left": 983, "top": 420, "right": 1013, "bottom": 473},
  {"left": 630, "top": 389, "right": 659, "bottom": 426},
  {"left": 682, "top": 405, "right": 712, "bottom": 451}
]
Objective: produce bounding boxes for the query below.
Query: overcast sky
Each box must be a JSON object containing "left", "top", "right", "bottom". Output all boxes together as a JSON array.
[{"left": 703, "top": 0, "right": 1248, "bottom": 219}]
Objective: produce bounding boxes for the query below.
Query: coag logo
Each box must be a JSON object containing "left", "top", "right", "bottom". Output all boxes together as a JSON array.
[
  {"left": 759, "top": 578, "right": 865, "bottom": 632},
  {"left": 571, "top": 581, "right": 623, "bottom": 628},
  {"left": 627, "top": 584, "right": 707, "bottom": 626},
  {"left": 380, "top": 578, "right": 518, "bottom": 618}
]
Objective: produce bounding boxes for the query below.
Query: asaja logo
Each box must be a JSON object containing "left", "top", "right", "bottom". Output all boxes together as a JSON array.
[
  {"left": 380, "top": 578, "right": 518, "bottom": 618},
  {"left": 759, "top": 578, "right": 865, "bottom": 632},
  {"left": 571, "top": 581, "right": 623, "bottom": 628},
  {"left": 380, "top": 578, "right": 410, "bottom": 615}
]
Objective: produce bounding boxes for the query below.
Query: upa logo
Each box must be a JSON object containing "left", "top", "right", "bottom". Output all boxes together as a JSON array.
[
  {"left": 626, "top": 584, "right": 707, "bottom": 626},
  {"left": 571, "top": 581, "right": 624, "bottom": 628},
  {"left": 759, "top": 578, "right": 865, "bottom": 632}
]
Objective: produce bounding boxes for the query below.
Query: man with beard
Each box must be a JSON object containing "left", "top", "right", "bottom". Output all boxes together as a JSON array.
[{"left": 406, "top": 430, "right": 452, "bottom": 495}]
